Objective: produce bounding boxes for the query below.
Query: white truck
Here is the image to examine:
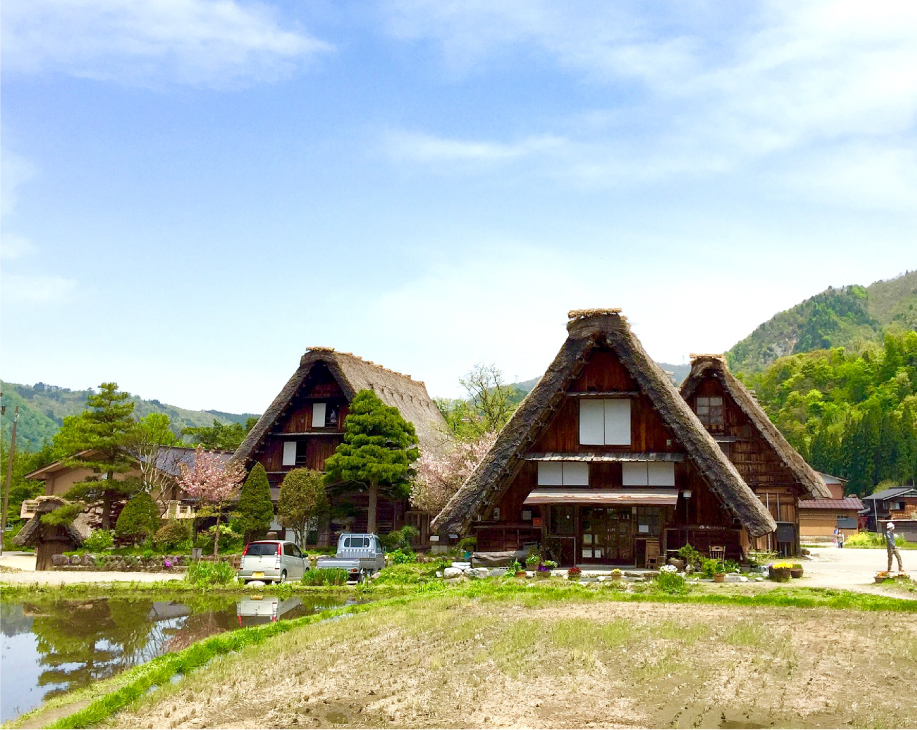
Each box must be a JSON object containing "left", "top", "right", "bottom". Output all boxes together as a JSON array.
[{"left": 316, "top": 533, "right": 386, "bottom": 582}]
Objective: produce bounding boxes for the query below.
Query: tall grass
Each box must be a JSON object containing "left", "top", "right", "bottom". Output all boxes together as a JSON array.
[
  {"left": 301, "top": 568, "right": 349, "bottom": 586},
  {"left": 185, "top": 560, "right": 236, "bottom": 587}
]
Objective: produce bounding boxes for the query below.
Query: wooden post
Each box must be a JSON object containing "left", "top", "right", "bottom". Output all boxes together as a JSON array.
[{"left": 1, "top": 406, "right": 20, "bottom": 556}]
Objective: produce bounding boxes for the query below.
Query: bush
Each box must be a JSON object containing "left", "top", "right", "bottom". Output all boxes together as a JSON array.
[
  {"left": 372, "top": 564, "right": 426, "bottom": 585},
  {"left": 155, "top": 520, "right": 192, "bottom": 551},
  {"left": 388, "top": 548, "right": 417, "bottom": 565},
  {"left": 701, "top": 558, "right": 726, "bottom": 578},
  {"left": 185, "top": 560, "right": 237, "bottom": 587},
  {"left": 654, "top": 570, "right": 689, "bottom": 595},
  {"left": 194, "top": 523, "right": 243, "bottom": 553},
  {"left": 677, "top": 544, "right": 703, "bottom": 570},
  {"left": 845, "top": 531, "right": 904, "bottom": 548},
  {"left": 82, "top": 529, "right": 114, "bottom": 552},
  {"left": 301, "top": 568, "right": 349, "bottom": 586},
  {"left": 381, "top": 526, "right": 419, "bottom": 552},
  {"left": 115, "top": 493, "right": 161, "bottom": 544},
  {"left": 232, "top": 463, "right": 274, "bottom": 541}
]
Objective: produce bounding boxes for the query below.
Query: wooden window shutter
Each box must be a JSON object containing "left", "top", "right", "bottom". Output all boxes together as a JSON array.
[
  {"left": 563, "top": 462, "right": 589, "bottom": 486},
  {"left": 604, "top": 399, "right": 631, "bottom": 445},
  {"left": 538, "top": 462, "right": 564, "bottom": 486},
  {"left": 622, "top": 463, "right": 648, "bottom": 486},
  {"left": 646, "top": 461, "right": 675, "bottom": 486}
]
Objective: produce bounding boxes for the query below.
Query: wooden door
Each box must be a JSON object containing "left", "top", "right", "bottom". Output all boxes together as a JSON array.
[{"left": 580, "top": 507, "right": 633, "bottom": 564}]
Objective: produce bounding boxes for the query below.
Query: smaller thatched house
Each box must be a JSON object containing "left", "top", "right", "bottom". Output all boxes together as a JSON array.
[
  {"left": 433, "top": 310, "right": 775, "bottom": 566},
  {"left": 234, "top": 347, "right": 451, "bottom": 543},
  {"left": 680, "top": 354, "right": 831, "bottom": 555},
  {"left": 14, "top": 496, "right": 92, "bottom": 570}
]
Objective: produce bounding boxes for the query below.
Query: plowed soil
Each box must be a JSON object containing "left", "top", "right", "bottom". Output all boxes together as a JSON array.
[{"left": 109, "top": 594, "right": 917, "bottom": 729}]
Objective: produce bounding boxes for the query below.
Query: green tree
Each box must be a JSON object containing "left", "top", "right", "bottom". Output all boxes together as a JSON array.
[
  {"left": 115, "top": 492, "right": 161, "bottom": 545},
  {"left": 458, "top": 363, "right": 521, "bottom": 434},
  {"left": 278, "top": 468, "right": 328, "bottom": 548},
  {"left": 232, "top": 463, "right": 274, "bottom": 542},
  {"left": 323, "top": 390, "right": 419, "bottom": 533},
  {"left": 52, "top": 383, "right": 138, "bottom": 529},
  {"left": 181, "top": 418, "right": 257, "bottom": 451},
  {"left": 1, "top": 441, "right": 54, "bottom": 528},
  {"left": 125, "top": 413, "right": 180, "bottom": 510}
]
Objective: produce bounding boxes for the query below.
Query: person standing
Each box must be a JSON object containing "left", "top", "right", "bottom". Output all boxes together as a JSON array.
[
  {"left": 833, "top": 526, "right": 840, "bottom": 548},
  {"left": 885, "top": 522, "right": 904, "bottom": 573}
]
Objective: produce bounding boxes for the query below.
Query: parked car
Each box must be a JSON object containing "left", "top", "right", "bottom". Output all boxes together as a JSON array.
[
  {"left": 237, "top": 540, "right": 307, "bottom": 584},
  {"left": 316, "top": 533, "right": 385, "bottom": 582}
]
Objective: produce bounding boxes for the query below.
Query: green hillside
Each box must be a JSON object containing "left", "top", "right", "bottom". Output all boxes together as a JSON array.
[
  {"left": 0, "top": 381, "right": 259, "bottom": 451},
  {"left": 727, "top": 270, "right": 917, "bottom": 375}
]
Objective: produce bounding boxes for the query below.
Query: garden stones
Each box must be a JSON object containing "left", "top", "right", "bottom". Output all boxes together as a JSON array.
[
  {"left": 443, "top": 567, "right": 463, "bottom": 578},
  {"left": 51, "top": 554, "right": 68, "bottom": 566}
]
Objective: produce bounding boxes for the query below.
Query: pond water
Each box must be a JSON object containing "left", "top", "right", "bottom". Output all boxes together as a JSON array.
[{"left": 0, "top": 593, "right": 358, "bottom": 723}]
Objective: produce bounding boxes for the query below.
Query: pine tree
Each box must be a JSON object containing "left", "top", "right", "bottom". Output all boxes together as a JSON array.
[
  {"left": 53, "top": 383, "right": 138, "bottom": 529},
  {"left": 232, "top": 463, "right": 274, "bottom": 542},
  {"left": 323, "top": 389, "right": 419, "bottom": 534},
  {"left": 115, "top": 492, "right": 161, "bottom": 545}
]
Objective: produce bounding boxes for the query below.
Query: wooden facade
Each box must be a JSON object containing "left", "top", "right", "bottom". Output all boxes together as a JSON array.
[
  {"left": 680, "top": 356, "right": 832, "bottom": 556},
  {"left": 433, "top": 311, "right": 776, "bottom": 566},
  {"left": 234, "top": 348, "right": 449, "bottom": 545}
]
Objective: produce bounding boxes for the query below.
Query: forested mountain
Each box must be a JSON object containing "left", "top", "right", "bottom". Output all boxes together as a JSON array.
[
  {"left": 746, "top": 330, "right": 917, "bottom": 495},
  {"left": 510, "top": 362, "right": 690, "bottom": 396},
  {"left": 727, "top": 270, "right": 917, "bottom": 375},
  {"left": 0, "top": 381, "right": 258, "bottom": 451}
]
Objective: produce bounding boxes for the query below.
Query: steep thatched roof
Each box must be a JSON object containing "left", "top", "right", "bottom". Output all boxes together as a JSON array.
[
  {"left": 680, "top": 355, "right": 831, "bottom": 500},
  {"left": 235, "top": 348, "right": 450, "bottom": 464},
  {"left": 13, "top": 496, "right": 93, "bottom": 547},
  {"left": 432, "top": 310, "right": 777, "bottom": 538}
]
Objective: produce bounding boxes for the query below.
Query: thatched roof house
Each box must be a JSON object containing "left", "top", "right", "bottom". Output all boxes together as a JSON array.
[
  {"left": 233, "top": 347, "right": 450, "bottom": 541},
  {"left": 433, "top": 310, "right": 775, "bottom": 565},
  {"left": 680, "top": 355, "right": 830, "bottom": 554}
]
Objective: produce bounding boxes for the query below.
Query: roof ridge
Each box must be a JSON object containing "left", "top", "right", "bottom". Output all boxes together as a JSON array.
[{"left": 304, "top": 347, "right": 421, "bottom": 385}]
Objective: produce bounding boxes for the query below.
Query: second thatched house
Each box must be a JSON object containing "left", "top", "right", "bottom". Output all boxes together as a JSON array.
[
  {"left": 432, "top": 310, "right": 775, "bottom": 566},
  {"left": 680, "top": 354, "right": 832, "bottom": 555},
  {"left": 233, "top": 347, "right": 450, "bottom": 543}
]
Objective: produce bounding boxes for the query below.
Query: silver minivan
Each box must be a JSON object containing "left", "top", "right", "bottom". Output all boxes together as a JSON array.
[{"left": 237, "top": 540, "right": 307, "bottom": 584}]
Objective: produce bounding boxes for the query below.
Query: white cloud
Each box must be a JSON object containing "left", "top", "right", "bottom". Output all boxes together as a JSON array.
[
  {"left": 0, "top": 233, "right": 36, "bottom": 260},
  {"left": 1, "top": 0, "right": 332, "bottom": 88},
  {"left": 381, "top": 1, "right": 917, "bottom": 208},
  {"left": 1, "top": 274, "right": 77, "bottom": 304},
  {"left": 384, "top": 131, "right": 565, "bottom": 164}
]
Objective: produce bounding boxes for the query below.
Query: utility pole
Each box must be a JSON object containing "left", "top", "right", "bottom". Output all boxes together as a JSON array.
[{"left": 1, "top": 405, "right": 20, "bottom": 557}]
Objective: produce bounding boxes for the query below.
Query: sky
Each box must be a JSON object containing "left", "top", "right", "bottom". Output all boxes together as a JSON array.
[{"left": 2, "top": 0, "right": 916, "bottom": 414}]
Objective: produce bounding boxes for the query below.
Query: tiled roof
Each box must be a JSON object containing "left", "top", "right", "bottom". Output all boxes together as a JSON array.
[{"left": 799, "top": 498, "right": 865, "bottom": 511}]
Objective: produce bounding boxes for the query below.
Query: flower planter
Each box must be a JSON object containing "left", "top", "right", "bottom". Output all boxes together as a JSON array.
[
  {"left": 790, "top": 568, "right": 803, "bottom": 579},
  {"left": 769, "top": 567, "right": 791, "bottom": 582},
  {"left": 713, "top": 573, "right": 726, "bottom": 583},
  {"left": 667, "top": 558, "right": 686, "bottom": 571},
  {"left": 515, "top": 571, "right": 527, "bottom": 578}
]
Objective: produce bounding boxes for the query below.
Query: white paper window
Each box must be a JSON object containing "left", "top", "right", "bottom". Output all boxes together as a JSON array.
[
  {"left": 647, "top": 461, "right": 675, "bottom": 486},
  {"left": 312, "top": 402, "right": 327, "bottom": 428},
  {"left": 579, "top": 400, "right": 605, "bottom": 445},
  {"left": 579, "top": 399, "right": 631, "bottom": 445},
  {"left": 604, "top": 399, "right": 631, "bottom": 445},
  {"left": 282, "top": 441, "right": 297, "bottom": 466},
  {"left": 538, "top": 462, "right": 564, "bottom": 486},
  {"left": 622, "top": 462, "right": 648, "bottom": 486},
  {"left": 538, "top": 461, "right": 589, "bottom": 486}
]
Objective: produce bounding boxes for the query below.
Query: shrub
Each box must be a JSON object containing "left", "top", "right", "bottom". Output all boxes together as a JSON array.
[
  {"left": 83, "top": 529, "right": 114, "bottom": 552},
  {"left": 388, "top": 548, "right": 417, "bottom": 565},
  {"left": 194, "top": 523, "right": 243, "bottom": 553},
  {"left": 381, "top": 526, "right": 419, "bottom": 552},
  {"left": 456, "top": 536, "right": 477, "bottom": 554},
  {"left": 677, "top": 544, "right": 703, "bottom": 570},
  {"left": 701, "top": 558, "right": 726, "bottom": 578},
  {"left": 232, "top": 463, "right": 274, "bottom": 541},
  {"left": 654, "top": 570, "right": 689, "bottom": 595},
  {"left": 372, "top": 564, "right": 425, "bottom": 585},
  {"left": 155, "top": 520, "right": 192, "bottom": 551},
  {"left": 115, "top": 493, "right": 161, "bottom": 544},
  {"left": 846, "top": 531, "right": 905, "bottom": 548},
  {"left": 301, "top": 568, "right": 349, "bottom": 586},
  {"left": 185, "top": 560, "right": 237, "bottom": 587}
]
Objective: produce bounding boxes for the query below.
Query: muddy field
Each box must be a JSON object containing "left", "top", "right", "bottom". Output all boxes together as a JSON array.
[{"left": 109, "top": 594, "right": 917, "bottom": 729}]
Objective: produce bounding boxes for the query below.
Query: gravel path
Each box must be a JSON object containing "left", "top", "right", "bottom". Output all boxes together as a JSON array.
[{"left": 0, "top": 552, "right": 182, "bottom": 584}]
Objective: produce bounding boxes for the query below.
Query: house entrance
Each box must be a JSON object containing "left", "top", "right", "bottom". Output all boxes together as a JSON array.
[{"left": 580, "top": 507, "right": 633, "bottom": 563}]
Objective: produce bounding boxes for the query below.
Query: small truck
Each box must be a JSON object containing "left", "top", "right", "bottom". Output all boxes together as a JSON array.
[{"left": 315, "top": 533, "right": 386, "bottom": 582}]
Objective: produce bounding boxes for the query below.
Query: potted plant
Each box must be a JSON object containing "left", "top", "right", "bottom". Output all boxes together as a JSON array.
[
  {"left": 525, "top": 552, "right": 541, "bottom": 569},
  {"left": 611, "top": 568, "right": 623, "bottom": 581},
  {"left": 667, "top": 557, "right": 686, "bottom": 571},
  {"left": 769, "top": 561, "right": 792, "bottom": 582},
  {"left": 567, "top": 566, "right": 582, "bottom": 580},
  {"left": 508, "top": 560, "right": 526, "bottom": 578},
  {"left": 536, "top": 565, "right": 552, "bottom": 579},
  {"left": 875, "top": 570, "right": 891, "bottom": 583},
  {"left": 790, "top": 563, "right": 804, "bottom": 579},
  {"left": 677, "top": 544, "right": 703, "bottom": 572}
]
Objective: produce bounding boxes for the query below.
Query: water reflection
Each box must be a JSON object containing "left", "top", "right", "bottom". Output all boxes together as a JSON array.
[{"left": 0, "top": 593, "right": 353, "bottom": 723}]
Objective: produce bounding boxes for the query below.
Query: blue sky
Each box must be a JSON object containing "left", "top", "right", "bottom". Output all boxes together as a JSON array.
[{"left": 2, "top": 0, "right": 915, "bottom": 413}]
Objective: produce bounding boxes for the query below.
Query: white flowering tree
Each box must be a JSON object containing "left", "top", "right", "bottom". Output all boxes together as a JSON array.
[
  {"left": 177, "top": 447, "right": 246, "bottom": 557},
  {"left": 411, "top": 432, "right": 497, "bottom": 516}
]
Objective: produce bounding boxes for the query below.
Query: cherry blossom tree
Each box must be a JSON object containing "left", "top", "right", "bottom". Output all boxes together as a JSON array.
[
  {"left": 411, "top": 431, "right": 497, "bottom": 516},
  {"left": 177, "top": 447, "right": 246, "bottom": 557}
]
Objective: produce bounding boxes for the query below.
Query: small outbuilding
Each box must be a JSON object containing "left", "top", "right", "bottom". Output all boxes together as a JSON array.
[{"left": 13, "top": 496, "right": 92, "bottom": 570}]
